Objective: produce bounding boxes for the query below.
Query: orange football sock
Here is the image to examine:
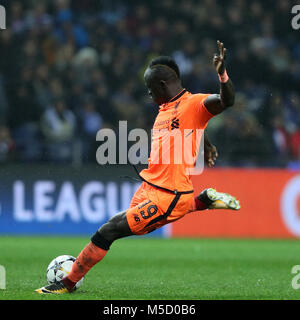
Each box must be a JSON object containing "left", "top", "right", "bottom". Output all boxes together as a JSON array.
[{"left": 67, "top": 241, "right": 107, "bottom": 284}]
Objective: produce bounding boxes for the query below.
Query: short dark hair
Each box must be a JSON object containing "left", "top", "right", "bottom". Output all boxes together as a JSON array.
[{"left": 149, "top": 56, "right": 180, "bottom": 78}]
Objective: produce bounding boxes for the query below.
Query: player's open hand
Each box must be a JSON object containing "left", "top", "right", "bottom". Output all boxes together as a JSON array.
[
  {"left": 213, "top": 40, "right": 227, "bottom": 74},
  {"left": 204, "top": 143, "right": 218, "bottom": 168}
]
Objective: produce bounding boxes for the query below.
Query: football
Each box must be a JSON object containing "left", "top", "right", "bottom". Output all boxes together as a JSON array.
[{"left": 46, "top": 255, "right": 84, "bottom": 290}]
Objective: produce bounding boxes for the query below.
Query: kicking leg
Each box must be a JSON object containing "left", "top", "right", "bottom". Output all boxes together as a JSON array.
[{"left": 35, "top": 211, "right": 133, "bottom": 294}]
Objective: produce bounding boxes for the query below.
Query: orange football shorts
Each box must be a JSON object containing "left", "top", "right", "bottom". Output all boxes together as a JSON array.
[{"left": 126, "top": 182, "right": 194, "bottom": 235}]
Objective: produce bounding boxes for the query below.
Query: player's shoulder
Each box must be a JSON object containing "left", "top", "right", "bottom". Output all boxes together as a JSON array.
[{"left": 185, "top": 92, "right": 211, "bottom": 105}]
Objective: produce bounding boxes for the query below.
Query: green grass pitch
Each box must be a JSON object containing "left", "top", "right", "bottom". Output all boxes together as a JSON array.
[{"left": 1, "top": 236, "right": 300, "bottom": 300}]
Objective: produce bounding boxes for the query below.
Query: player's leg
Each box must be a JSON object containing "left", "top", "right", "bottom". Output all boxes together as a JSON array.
[
  {"left": 64, "top": 190, "right": 190, "bottom": 292},
  {"left": 35, "top": 211, "right": 133, "bottom": 294},
  {"left": 192, "top": 188, "right": 240, "bottom": 212},
  {"left": 35, "top": 184, "right": 149, "bottom": 294},
  {"left": 64, "top": 211, "right": 133, "bottom": 290}
]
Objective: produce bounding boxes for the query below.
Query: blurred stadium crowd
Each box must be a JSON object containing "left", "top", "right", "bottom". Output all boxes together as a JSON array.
[{"left": 0, "top": 0, "right": 299, "bottom": 167}]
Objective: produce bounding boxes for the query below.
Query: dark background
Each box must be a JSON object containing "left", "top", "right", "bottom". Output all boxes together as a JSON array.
[{"left": 0, "top": 0, "right": 299, "bottom": 167}]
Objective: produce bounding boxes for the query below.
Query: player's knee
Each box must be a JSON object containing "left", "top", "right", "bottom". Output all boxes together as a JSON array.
[
  {"left": 91, "top": 228, "right": 112, "bottom": 251},
  {"left": 91, "top": 211, "right": 132, "bottom": 249},
  {"left": 99, "top": 220, "right": 118, "bottom": 239},
  {"left": 94, "top": 221, "right": 117, "bottom": 246}
]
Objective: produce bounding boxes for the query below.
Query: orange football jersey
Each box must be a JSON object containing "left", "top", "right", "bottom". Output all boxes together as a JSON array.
[{"left": 140, "top": 89, "right": 214, "bottom": 192}]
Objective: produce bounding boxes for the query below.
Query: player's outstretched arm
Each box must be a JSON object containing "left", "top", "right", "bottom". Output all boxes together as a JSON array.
[{"left": 204, "top": 40, "right": 235, "bottom": 115}]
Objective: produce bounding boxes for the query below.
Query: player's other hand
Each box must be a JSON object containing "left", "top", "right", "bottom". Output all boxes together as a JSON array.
[
  {"left": 204, "top": 143, "right": 218, "bottom": 168},
  {"left": 213, "top": 40, "right": 227, "bottom": 74}
]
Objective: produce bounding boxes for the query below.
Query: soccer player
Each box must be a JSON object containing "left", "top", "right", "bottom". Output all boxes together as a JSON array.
[{"left": 35, "top": 40, "right": 240, "bottom": 294}]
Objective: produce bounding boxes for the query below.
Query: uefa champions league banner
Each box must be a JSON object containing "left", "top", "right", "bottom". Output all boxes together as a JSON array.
[
  {"left": 172, "top": 169, "right": 300, "bottom": 238},
  {"left": 0, "top": 165, "right": 167, "bottom": 236},
  {"left": 1, "top": 165, "right": 300, "bottom": 238}
]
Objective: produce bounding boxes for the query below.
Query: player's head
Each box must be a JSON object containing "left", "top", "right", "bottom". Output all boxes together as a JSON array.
[
  {"left": 149, "top": 56, "right": 180, "bottom": 78},
  {"left": 144, "top": 56, "right": 182, "bottom": 105}
]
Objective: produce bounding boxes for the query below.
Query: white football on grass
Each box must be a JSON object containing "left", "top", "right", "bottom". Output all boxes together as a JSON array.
[{"left": 46, "top": 255, "right": 84, "bottom": 290}]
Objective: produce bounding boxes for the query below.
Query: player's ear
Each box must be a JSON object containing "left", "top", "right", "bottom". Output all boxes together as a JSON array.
[{"left": 160, "top": 80, "right": 167, "bottom": 89}]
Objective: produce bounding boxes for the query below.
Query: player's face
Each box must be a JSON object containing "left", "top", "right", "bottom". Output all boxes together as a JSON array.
[{"left": 144, "top": 68, "right": 167, "bottom": 105}]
